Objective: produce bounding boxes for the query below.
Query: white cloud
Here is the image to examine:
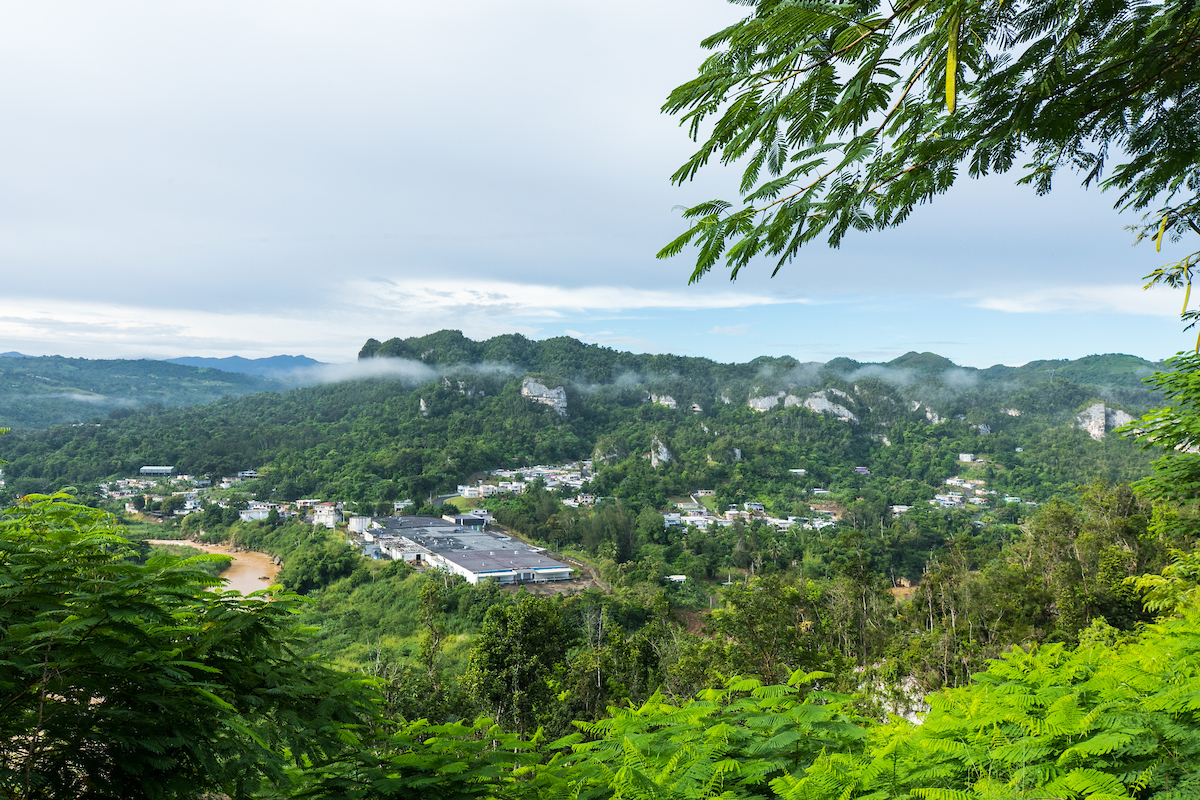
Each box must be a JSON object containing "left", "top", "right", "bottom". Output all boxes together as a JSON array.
[
  {"left": 0, "top": 298, "right": 369, "bottom": 361},
  {"left": 350, "top": 279, "right": 809, "bottom": 318},
  {"left": 970, "top": 284, "right": 1181, "bottom": 316},
  {"left": 708, "top": 324, "right": 749, "bottom": 336}
]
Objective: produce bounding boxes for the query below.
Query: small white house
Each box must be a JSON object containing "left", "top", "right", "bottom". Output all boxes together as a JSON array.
[{"left": 313, "top": 504, "right": 341, "bottom": 529}]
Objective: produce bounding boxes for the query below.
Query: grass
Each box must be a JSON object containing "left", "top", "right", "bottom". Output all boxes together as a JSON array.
[
  {"left": 122, "top": 522, "right": 187, "bottom": 541},
  {"left": 443, "top": 496, "right": 480, "bottom": 511}
]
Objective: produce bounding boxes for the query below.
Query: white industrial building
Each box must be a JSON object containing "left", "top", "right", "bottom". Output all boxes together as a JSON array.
[{"left": 358, "top": 516, "right": 572, "bottom": 585}]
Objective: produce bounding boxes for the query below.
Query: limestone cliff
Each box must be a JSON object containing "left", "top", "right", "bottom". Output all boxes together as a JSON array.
[
  {"left": 521, "top": 377, "right": 568, "bottom": 417},
  {"left": 650, "top": 435, "right": 673, "bottom": 468},
  {"left": 1075, "top": 402, "right": 1134, "bottom": 441}
]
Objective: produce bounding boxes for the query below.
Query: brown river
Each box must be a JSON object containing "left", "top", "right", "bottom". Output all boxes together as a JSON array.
[{"left": 146, "top": 540, "right": 281, "bottom": 595}]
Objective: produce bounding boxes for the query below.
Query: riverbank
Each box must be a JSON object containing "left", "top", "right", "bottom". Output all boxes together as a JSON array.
[{"left": 146, "top": 540, "right": 281, "bottom": 595}]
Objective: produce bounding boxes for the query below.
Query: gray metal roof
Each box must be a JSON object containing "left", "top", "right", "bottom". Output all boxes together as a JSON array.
[{"left": 438, "top": 548, "right": 571, "bottom": 574}]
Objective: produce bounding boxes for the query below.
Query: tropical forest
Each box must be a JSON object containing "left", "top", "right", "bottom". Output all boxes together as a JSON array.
[{"left": 4, "top": 0, "right": 1200, "bottom": 798}]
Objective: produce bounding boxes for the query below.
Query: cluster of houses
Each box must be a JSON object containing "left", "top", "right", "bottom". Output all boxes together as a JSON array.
[
  {"left": 107, "top": 466, "right": 412, "bottom": 528},
  {"left": 660, "top": 494, "right": 837, "bottom": 533},
  {"left": 347, "top": 514, "right": 574, "bottom": 585},
  {"left": 932, "top": 476, "right": 997, "bottom": 508},
  {"left": 456, "top": 461, "right": 591, "bottom": 499}
]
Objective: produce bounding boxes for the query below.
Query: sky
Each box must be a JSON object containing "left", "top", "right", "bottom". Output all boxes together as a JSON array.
[{"left": 0, "top": 1, "right": 1192, "bottom": 369}]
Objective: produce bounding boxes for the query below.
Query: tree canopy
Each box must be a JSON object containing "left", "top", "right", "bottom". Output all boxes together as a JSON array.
[
  {"left": 0, "top": 494, "right": 370, "bottom": 799},
  {"left": 658, "top": 0, "right": 1200, "bottom": 283}
]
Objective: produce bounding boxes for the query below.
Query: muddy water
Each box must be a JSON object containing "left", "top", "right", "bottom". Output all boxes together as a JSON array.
[{"left": 146, "top": 540, "right": 281, "bottom": 595}]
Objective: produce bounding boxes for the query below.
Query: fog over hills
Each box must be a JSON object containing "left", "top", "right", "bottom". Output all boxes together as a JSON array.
[
  {"left": 164, "top": 355, "right": 326, "bottom": 377},
  {"left": 0, "top": 330, "right": 1164, "bottom": 431}
]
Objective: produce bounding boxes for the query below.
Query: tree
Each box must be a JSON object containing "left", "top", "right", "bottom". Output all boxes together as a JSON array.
[
  {"left": 160, "top": 494, "right": 186, "bottom": 515},
  {"left": 0, "top": 493, "right": 371, "bottom": 799},
  {"left": 706, "top": 574, "right": 829, "bottom": 684},
  {"left": 463, "top": 592, "right": 572, "bottom": 735},
  {"left": 658, "top": 0, "right": 1200, "bottom": 284}
]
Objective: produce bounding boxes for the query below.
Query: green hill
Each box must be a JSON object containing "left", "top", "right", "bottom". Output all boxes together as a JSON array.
[
  {"left": 0, "top": 356, "right": 278, "bottom": 429},
  {"left": 0, "top": 331, "right": 1161, "bottom": 509}
]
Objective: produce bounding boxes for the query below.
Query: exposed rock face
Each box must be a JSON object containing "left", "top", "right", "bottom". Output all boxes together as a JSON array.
[
  {"left": 1003, "top": 408, "right": 1021, "bottom": 416},
  {"left": 650, "top": 435, "right": 672, "bottom": 468},
  {"left": 798, "top": 390, "right": 857, "bottom": 422},
  {"left": 750, "top": 389, "right": 856, "bottom": 421},
  {"left": 911, "top": 401, "right": 944, "bottom": 424},
  {"left": 748, "top": 392, "right": 783, "bottom": 412},
  {"left": 521, "top": 377, "right": 568, "bottom": 417},
  {"left": 1075, "top": 402, "right": 1135, "bottom": 441},
  {"left": 650, "top": 394, "right": 678, "bottom": 410},
  {"left": 1112, "top": 408, "right": 1135, "bottom": 428},
  {"left": 419, "top": 398, "right": 429, "bottom": 417},
  {"left": 976, "top": 423, "right": 992, "bottom": 435}
]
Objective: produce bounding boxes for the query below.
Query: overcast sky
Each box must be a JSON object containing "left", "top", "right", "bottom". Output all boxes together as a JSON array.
[{"left": 0, "top": 1, "right": 1191, "bottom": 368}]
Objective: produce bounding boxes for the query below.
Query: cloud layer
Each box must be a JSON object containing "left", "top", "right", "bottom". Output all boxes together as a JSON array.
[{"left": 0, "top": 2, "right": 1190, "bottom": 366}]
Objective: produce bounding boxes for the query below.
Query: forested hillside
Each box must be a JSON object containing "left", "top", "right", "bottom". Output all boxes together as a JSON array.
[
  {"left": 0, "top": 355, "right": 278, "bottom": 429},
  {"left": 0, "top": 332, "right": 1158, "bottom": 511},
  {"left": 1, "top": 337, "right": 1194, "bottom": 800},
  {"left": 0, "top": 332, "right": 1158, "bottom": 510}
]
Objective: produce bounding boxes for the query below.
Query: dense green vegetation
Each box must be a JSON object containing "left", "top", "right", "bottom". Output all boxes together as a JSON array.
[
  {"left": 6, "top": 466, "right": 1200, "bottom": 799},
  {"left": 0, "top": 355, "right": 277, "bottom": 429},
  {"left": 0, "top": 333, "right": 1159, "bottom": 514},
  {"left": 5, "top": 338, "right": 1196, "bottom": 800}
]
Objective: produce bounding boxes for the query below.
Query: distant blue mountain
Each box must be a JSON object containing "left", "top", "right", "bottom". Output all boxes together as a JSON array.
[
  {"left": 164, "top": 355, "right": 325, "bottom": 377},
  {"left": 0, "top": 351, "right": 31, "bottom": 358}
]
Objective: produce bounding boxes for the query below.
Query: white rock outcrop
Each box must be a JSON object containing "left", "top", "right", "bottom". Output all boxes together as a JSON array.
[
  {"left": 521, "top": 377, "right": 568, "bottom": 417},
  {"left": 419, "top": 398, "right": 429, "bottom": 417},
  {"left": 1075, "top": 403, "right": 1135, "bottom": 441},
  {"left": 912, "top": 402, "right": 945, "bottom": 424},
  {"left": 750, "top": 389, "right": 856, "bottom": 421},
  {"left": 799, "top": 390, "right": 857, "bottom": 422},
  {"left": 650, "top": 394, "right": 678, "bottom": 410},
  {"left": 748, "top": 392, "right": 784, "bottom": 412},
  {"left": 650, "top": 436, "right": 673, "bottom": 468}
]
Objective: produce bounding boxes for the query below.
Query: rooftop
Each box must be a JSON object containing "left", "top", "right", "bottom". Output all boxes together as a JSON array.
[{"left": 440, "top": 548, "right": 570, "bottom": 575}]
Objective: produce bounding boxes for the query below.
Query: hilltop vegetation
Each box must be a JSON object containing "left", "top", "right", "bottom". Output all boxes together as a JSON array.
[
  {"left": 0, "top": 355, "right": 279, "bottom": 429},
  {"left": 3, "top": 339, "right": 1198, "bottom": 800},
  {"left": 0, "top": 332, "right": 1158, "bottom": 508}
]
